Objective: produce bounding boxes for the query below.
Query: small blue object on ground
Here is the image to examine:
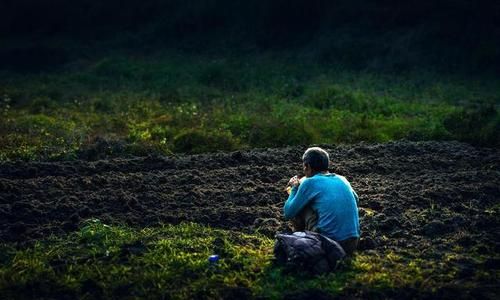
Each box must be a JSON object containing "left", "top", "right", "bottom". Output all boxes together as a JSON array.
[{"left": 208, "top": 254, "right": 219, "bottom": 264}]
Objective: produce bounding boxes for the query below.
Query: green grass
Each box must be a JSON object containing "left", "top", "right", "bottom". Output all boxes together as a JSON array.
[
  {"left": 0, "top": 52, "right": 499, "bottom": 161},
  {"left": 0, "top": 220, "right": 486, "bottom": 299}
]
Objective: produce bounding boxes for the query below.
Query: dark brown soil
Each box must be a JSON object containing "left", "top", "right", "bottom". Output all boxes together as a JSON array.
[{"left": 0, "top": 141, "right": 499, "bottom": 296}]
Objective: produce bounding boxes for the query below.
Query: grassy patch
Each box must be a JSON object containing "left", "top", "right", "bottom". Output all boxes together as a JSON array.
[
  {"left": 0, "top": 53, "right": 499, "bottom": 161},
  {"left": 1, "top": 221, "right": 494, "bottom": 299}
]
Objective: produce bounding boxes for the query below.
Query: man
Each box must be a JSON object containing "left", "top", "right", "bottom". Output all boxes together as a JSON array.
[{"left": 284, "top": 147, "right": 360, "bottom": 255}]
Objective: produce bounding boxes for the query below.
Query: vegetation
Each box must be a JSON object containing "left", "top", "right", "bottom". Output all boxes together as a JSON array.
[
  {"left": 1, "top": 220, "right": 493, "bottom": 299},
  {"left": 1, "top": 1, "right": 498, "bottom": 161},
  {"left": 0, "top": 52, "right": 498, "bottom": 161}
]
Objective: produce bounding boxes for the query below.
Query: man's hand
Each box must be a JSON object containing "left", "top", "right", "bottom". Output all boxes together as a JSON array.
[
  {"left": 285, "top": 175, "right": 299, "bottom": 195},
  {"left": 288, "top": 175, "right": 300, "bottom": 188}
]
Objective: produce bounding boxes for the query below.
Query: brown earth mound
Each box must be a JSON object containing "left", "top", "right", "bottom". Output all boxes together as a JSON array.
[{"left": 1, "top": 141, "right": 498, "bottom": 246}]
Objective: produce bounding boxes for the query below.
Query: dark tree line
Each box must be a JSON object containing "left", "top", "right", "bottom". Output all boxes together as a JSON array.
[
  {"left": 2, "top": 1, "right": 498, "bottom": 39},
  {"left": 1, "top": 0, "right": 499, "bottom": 71}
]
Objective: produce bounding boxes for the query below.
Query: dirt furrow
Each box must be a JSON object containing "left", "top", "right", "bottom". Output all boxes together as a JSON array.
[{"left": 0, "top": 141, "right": 498, "bottom": 253}]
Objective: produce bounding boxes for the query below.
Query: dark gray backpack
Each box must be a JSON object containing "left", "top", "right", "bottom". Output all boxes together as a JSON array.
[{"left": 273, "top": 231, "right": 346, "bottom": 275}]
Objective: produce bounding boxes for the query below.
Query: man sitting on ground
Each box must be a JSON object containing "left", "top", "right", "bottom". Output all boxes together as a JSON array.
[{"left": 284, "top": 147, "right": 360, "bottom": 255}]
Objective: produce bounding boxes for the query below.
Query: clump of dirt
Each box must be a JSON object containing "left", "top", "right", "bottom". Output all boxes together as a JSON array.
[{"left": 0, "top": 141, "right": 499, "bottom": 296}]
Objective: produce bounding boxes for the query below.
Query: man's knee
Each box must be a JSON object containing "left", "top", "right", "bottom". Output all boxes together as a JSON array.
[{"left": 292, "top": 206, "right": 318, "bottom": 232}]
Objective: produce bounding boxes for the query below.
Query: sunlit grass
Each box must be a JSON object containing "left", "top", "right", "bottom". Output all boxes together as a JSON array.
[{"left": 1, "top": 220, "right": 495, "bottom": 299}]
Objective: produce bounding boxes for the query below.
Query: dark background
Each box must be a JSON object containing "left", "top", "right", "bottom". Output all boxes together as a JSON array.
[{"left": 1, "top": 0, "right": 500, "bottom": 73}]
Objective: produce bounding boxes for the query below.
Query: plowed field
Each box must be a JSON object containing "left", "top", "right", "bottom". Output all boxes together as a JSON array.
[{"left": 1, "top": 141, "right": 499, "bottom": 297}]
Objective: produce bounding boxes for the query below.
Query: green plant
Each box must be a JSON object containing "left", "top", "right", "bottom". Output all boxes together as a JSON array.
[
  {"left": 443, "top": 105, "right": 500, "bottom": 146},
  {"left": 173, "top": 128, "right": 240, "bottom": 154},
  {"left": 306, "top": 85, "right": 372, "bottom": 112},
  {"left": 197, "top": 61, "right": 246, "bottom": 92}
]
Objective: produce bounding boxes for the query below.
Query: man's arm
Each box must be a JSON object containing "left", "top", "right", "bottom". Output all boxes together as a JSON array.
[
  {"left": 353, "top": 189, "right": 359, "bottom": 204},
  {"left": 339, "top": 175, "right": 359, "bottom": 204},
  {"left": 283, "top": 179, "right": 319, "bottom": 220}
]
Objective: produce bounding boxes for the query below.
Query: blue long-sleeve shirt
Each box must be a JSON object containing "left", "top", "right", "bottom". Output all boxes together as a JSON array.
[{"left": 284, "top": 173, "right": 360, "bottom": 241}]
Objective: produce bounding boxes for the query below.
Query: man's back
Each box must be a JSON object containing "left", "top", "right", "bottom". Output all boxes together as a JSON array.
[{"left": 284, "top": 173, "right": 360, "bottom": 242}]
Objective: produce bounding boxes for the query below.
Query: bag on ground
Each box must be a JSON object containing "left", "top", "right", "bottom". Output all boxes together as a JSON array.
[{"left": 273, "top": 231, "right": 346, "bottom": 275}]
